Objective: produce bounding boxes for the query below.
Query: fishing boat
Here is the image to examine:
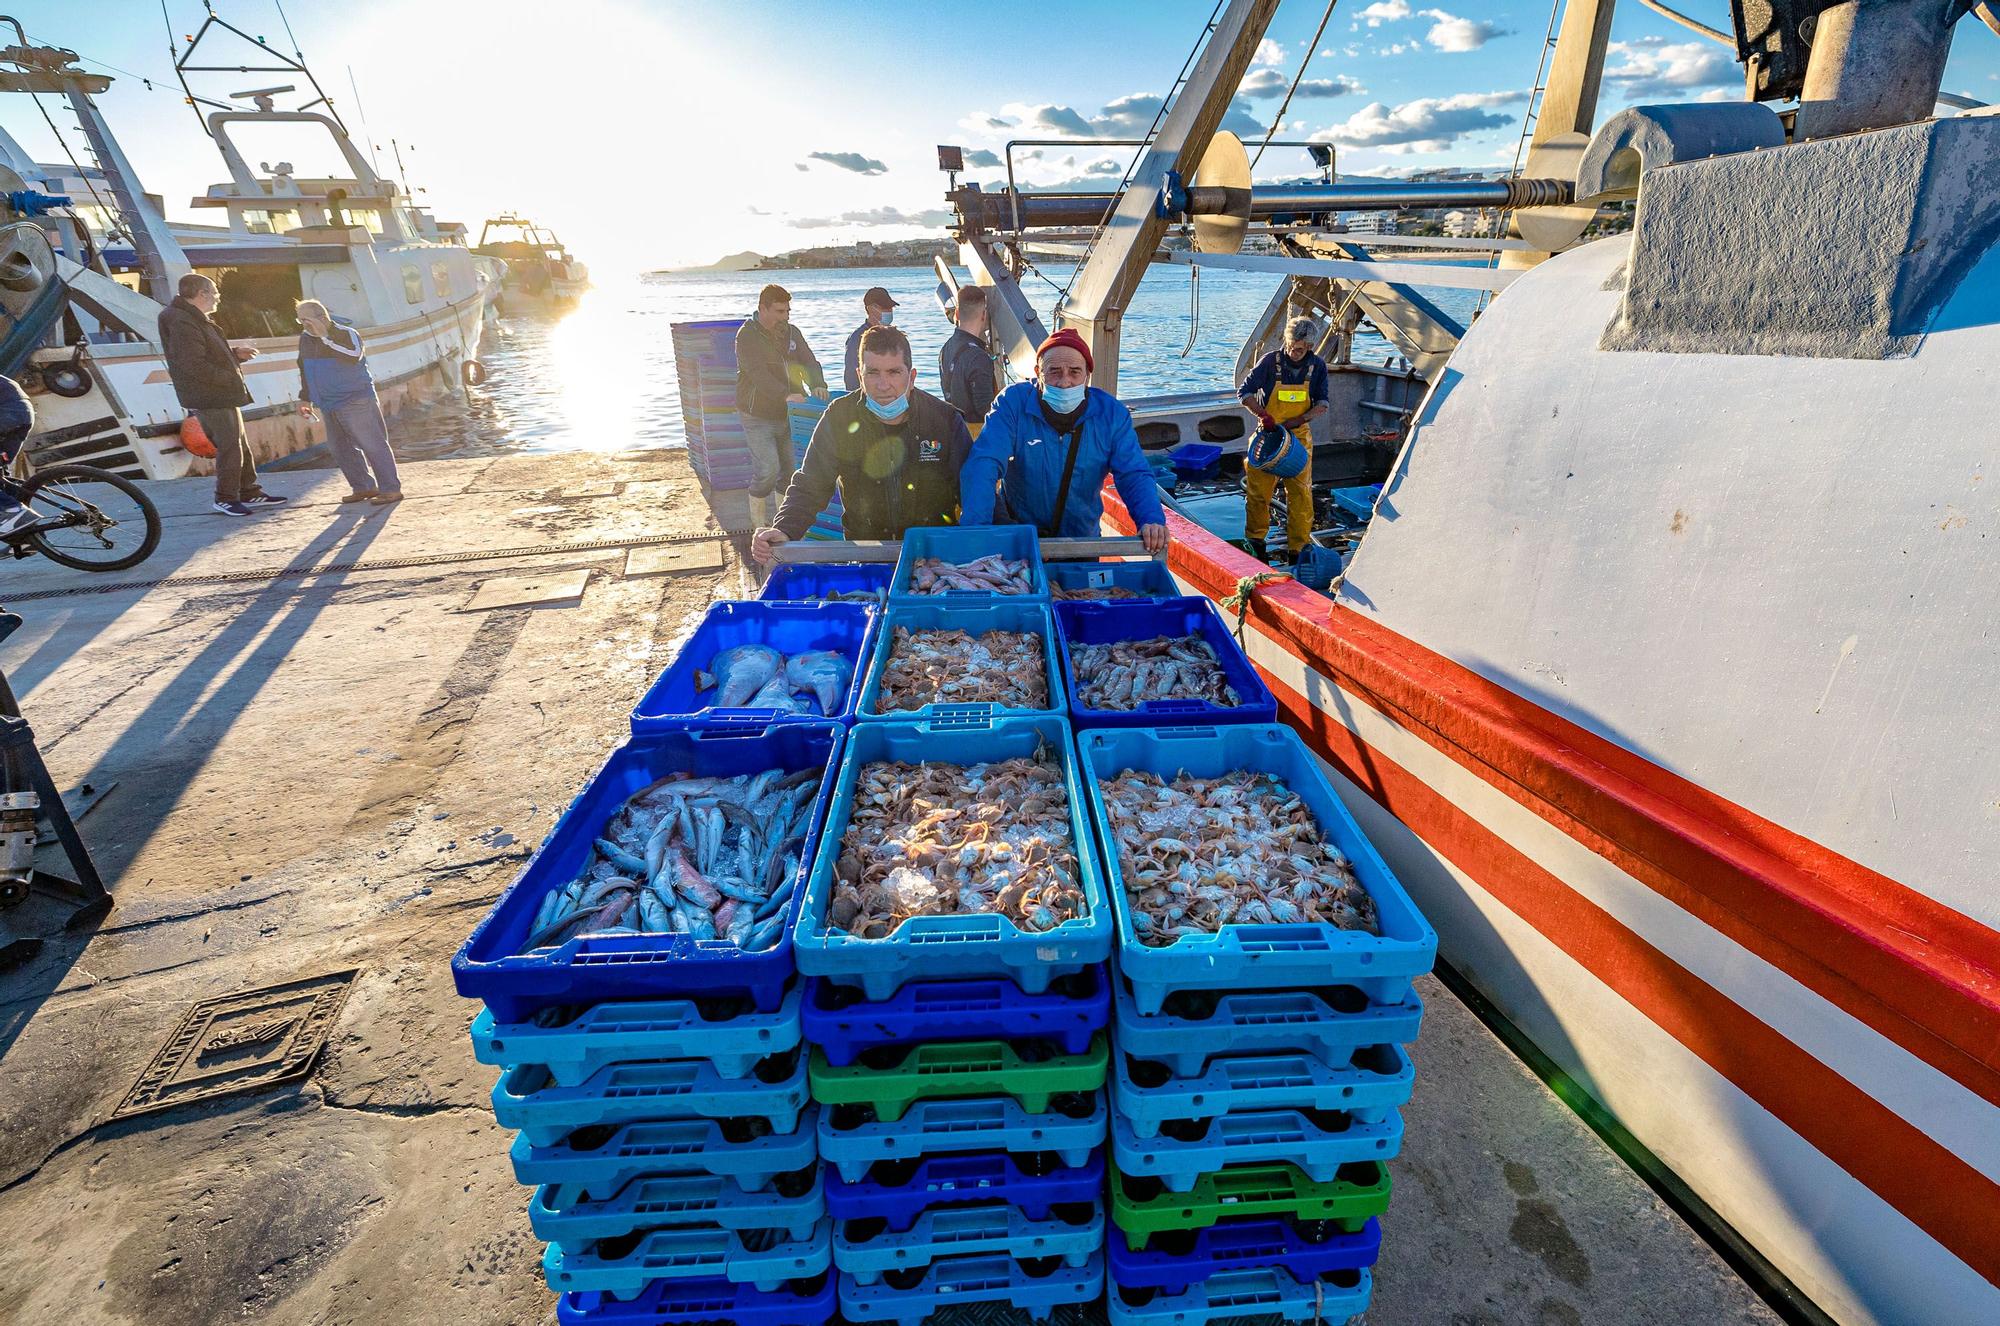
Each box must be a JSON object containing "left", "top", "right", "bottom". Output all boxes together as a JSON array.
[
  {"left": 474, "top": 212, "right": 591, "bottom": 314},
  {"left": 0, "top": 12, "right": 498, "bottom": 480},
  {"left": 899, "top": 4, "right": 1997, "bottom": 1324}
]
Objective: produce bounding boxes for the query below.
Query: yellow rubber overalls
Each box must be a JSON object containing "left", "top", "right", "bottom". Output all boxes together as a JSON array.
[{"left": 1244, "top": 378, "right": 1315, "bottom": 556}]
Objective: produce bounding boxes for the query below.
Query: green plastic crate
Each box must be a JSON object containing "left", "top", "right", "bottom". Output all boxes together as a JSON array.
[
  {"left": 1107, "top": 1159, "right": 1392, "bottom": 1250},
  {"left": 809, "top": 1033, "right": 1109, "bottom": 1121}
]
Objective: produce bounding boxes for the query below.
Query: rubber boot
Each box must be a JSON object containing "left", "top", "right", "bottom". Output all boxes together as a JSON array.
[{"left": 1242, "top": 535, "right": 1268, "bottom": 564}]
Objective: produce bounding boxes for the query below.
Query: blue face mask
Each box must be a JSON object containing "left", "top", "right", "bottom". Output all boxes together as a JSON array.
[
  {"left": 878, "top": 309, "right": 894, "bottom": 326},
  {"left": 1041, "top": 382, "right": 1086, "bottom": 413},
  {"left": 864, "top": 391, "right": 910, "bottom": 421}
]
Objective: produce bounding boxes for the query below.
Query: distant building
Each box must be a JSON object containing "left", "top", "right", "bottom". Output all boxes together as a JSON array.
[
  {"left": 1338, "top": 212, "right": 1398, "bottom": 236},
  {"left": 1442, "top": 209, "right": 1497, "bottom": 238}
]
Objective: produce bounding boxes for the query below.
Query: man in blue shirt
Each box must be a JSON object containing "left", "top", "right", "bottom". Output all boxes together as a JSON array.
[
  {"left": 841, "top": 286, "right": 898, "bottom": 392},
  {"left": 938, "top": 285, "right": 996, "bottom": 436},
  {"left": 959, "top": 329, "right": 1168, "bottom": 551},
  {"left": 1236, "top": 316, "right": 1328, "bottom": 562}
]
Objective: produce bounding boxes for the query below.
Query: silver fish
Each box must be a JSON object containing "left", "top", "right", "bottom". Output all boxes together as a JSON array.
[
  {"left": 785, "top": 650, "right": 853, "bottom": 715},
  {"left": 696, "top": 644, "right": 785, "bottom": 707}
]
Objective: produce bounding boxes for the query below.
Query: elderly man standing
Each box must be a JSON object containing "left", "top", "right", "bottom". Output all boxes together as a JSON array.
[
  {"left": 158, "top": 273, "right": 285, "bottom": 517},
  {"left": 734, "top": 284, "right": 827, "bottom": 527},
  {"left": 959, "top": 329, "right": 1168, "bottom": 552},
  {"left": 1236, "top": 315, "right": 1328, "bottom": 563}
]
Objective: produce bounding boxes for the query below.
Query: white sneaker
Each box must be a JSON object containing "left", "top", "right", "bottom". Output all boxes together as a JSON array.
[{"left": 0, "top": 505, "right": 37, "bottom": 536}]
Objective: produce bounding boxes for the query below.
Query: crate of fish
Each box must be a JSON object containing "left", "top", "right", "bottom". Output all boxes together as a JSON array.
[
  {"left": 838, "top": 1251, "right": 1104, "bottom": 1326},
  {"left": 454, "top": 722, "right": 841, "bottom": 1021},
  {"left": 809, "top": 1034, "right": 1108, "bottom": 1121},
  {"left": 493, "top": 1049, "right": 811, "bottom": 1146},
  {"left": 803, "top": 966, "right": 1108, "bottom": 1068},
  {"left": 1112, "top": 980, "right": 1425, "bottom": 1077},
  {"left": 759, "top": 562, "right": 892, "bottom": 606},
  {"left": 1079, "top": 724, "right": 1438, "bottom": 1014},
  {"left": 557, "top": 1273, "right": 835, "bottom": 1326},
  {"left": 854, "top": 599, "right": 1064, "bottom": 723},
  {"left": 511, "top": 1111, "right": 822, "bottom": 1201},
  {"left": 531, "top": 1167, "right": 825, "bottom": 1248},
  {"left": 1047, "top": 558, "right": 1181, "bottom": 601},
  {"left": 545, "top": 1217, "right": 833, "bottom": 1299},
  {"left": 834, "top": 1199, "right": 1104, "bottom": 1284},
  {"left": 1054, "top": 598, "right": 1278, "bottom": 730},
  {"left": 1111, "top": 1104, "right": 1402, "bottom": 1193},
  {"left": 631, "top": 601, "right": 875, "bottom": 729},
  {"left": 890, "top": 523, "right": 1049, "bottom": 601},
  {"left": 1108, "top": 1160, "right": 1391, "bottom": 1250},
  {"left": 1105, "top": 1265, "right": 1372, "bottom": 1326},
  {"left": 1107, "top": 1214, "right": 1381, "bottom": 1296},
  {"left": 819, "top": 1090, "right": 1108, "bottom": 1185},
  {"left": 825, "top": 1150, "right": 1106, "bottom": 1233},
  {"left": 1110, "top": 1045, "right": 1414, "bottom": 1140},
  {"left": 471, "top": 985, "right": 804, "bottom": 1084},
  {"left": 793, "top": 715, "right": 1111, "bottom": 1000}
]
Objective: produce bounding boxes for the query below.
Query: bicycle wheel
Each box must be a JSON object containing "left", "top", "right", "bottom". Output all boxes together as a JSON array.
[{"left": 19, "top": 463, "right": 162, "bottom": 572}]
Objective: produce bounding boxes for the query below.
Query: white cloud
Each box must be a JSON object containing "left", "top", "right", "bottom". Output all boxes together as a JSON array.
[
  {"left": 1312, "top": 90, "right": 1522, "bottom": 152},
  {"left": 1356, "top": 1, "right": 1412, "bottom": 26},
  {"left": 964, "top": 92, "right": 1265, "bottom": 144},
  {"left": 1602, "top": 37, "right": 1736, "bottom": 98},
  {"left": 1252, "top": 37, "right": 1287, "bottom": 66},
  {"left": 1241, "top": 69, "right": 1365, "bottom": 99},
  {"left": 790, "top": 206, "right": 953, "bottom": 230},
  {"left": 1421, "top": 9, "right": 1507, "bottom": 52},
  {"left": 958, "top": 112, "right": 1016, "bottom": 134},
  {"left": 1380, "top": 41, "right": 1421, "bottom": 55},
  {"left": 963, "top": 149, "right": 1002, "bottom": 168}
]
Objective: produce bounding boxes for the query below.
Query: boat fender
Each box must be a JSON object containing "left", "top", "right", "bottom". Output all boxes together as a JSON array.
[
  {"left": 461, "top": 359, "right": 488, "bottom": 387},
  {"left": 179, "top": 414, "right": 216, "bottom": 459}
]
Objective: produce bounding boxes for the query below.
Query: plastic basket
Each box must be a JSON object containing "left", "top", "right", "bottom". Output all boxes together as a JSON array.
[
  {"left": 793, "top": 716, "right": 1111, "bottom": 1001},
  {"left": 1108, "top": 1161, "right": 1390, "bottom": 1250},
  {"left": 890, "top": 523, "right": 1048, "bottom": 601},
  {"left": 1054, "top": 599, "right": 1278, "bottom": 730},
  {"left": 759, "top": 562, "right": 893, "bottom": 605},
  {"left": 855, "top": 599, "right": 1064, "bottom": 723},
  {"left": 557, "top": 1273, "right": 834, "bottom": 1326},
  {"left": 1078, "top": 724, "right": 1438, "bottom": 1015},
  {"left": 470, "top": 984, "right": 803, "bottom": 1085},
  {"left": 453, "top": 723, "right": 842, "bottom": 1022},
  {"left": 1111, "top": 1105, "right": 1402, "bottom": 1193},
  {"left": 544, "top": 1216, "right": 832, "bottom": 1298},
  {"left": 1112, "top": 979, "right": 1424, "bottom": 1078},
  {"left": 1167, "top": 443, "right": 1221, "bottom": 479},
  {"left": 824, "top": 1150, "right": 1106, "bottom": 1234},
  {"left": 802, "top": 966, "right": 1108, "bottom": 1068},
  {"left": 511, "top": 1111, "right": 821, "bottom": 1202},
  {"left": 818, "top": 1090, "right": 1108, "bottom": 1185},
  {"left": 833, "top": 1200, "right": 1103, "bottom": 1284},
  {"left": 493, "top": 1049, "right": 810, "bottom": 1147},
  {"left": 1110, "top": 1044, "right": 1413, "bottom": 1140},
  {"left": 809, "top": 1035, "right": 1106, "bottom": 1122},
  {"left": 838, "top": 1251, "right": 1103, "bottom": 1326},
  {"left": 1329, "top": 484, "right": 1381, "bottom": 522},
  {"left": 1046, "top": 558, "right": 1182, "bottom": 601},
  {"left": 630, "top": 602, "right": 876, "bottom": 729},
  {"left": 1105, "top": 1265, "right": 1372, "bottom": 1326},
  {"left": 531, "top": 1167, "right": 825, "bottom": 1248},
  {"left": 1107, "top": 1215, "right": 1381, "bottom": 1296}
]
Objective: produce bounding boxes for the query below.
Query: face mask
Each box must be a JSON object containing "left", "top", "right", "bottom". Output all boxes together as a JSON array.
[
  {"left": 878, "top": 309, "right": 894, "bottom": 326},
  {"left": 1041, "top": 382, "right": 1086, "bottom": 413},
  {"left": 864, "top": 391, "right": 910, "bottom": 421}
]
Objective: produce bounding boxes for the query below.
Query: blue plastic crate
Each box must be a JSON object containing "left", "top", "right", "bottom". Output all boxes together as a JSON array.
[
  {"left": 794, "top": 716, "right": 1112, "bottom": 1002},
  {"left": 1078, "top": 724, "right": 1439, "bottom": 1015},
  {"left": 1111, "top": 1044, "right": 1413, "bottom": 1140},
  {"left": 1168, "top": 443, "right": 1222, "bottom": 479},
  {"left": 855, "top": 599, "right": 1064, "bottom": 723},
  {"left": 802, "top": 966, "right": 1108, "bottom": 1068},
  {"left": 471, "top": 984, "right": 803, "bottom": 1084},
  {"left": 818, "top": 1090, "right": 1109, "bottom": 1184},
  {"left": 839, "top": 1251, "right": 1104, "bottom": 1326},
  {"left": 531, "top": 1168, "right": 825, "bottom": 1247},
  {"left": 1329, "top": 484, "right": 1382, "bottom": 522},
  {"left": 557, "top": 1274, "right": 834, "bottom": 1326},
  {"left": 453, "top": 723, "right": 842, "bottom": 1022},
  {"left": 1113, "top": 980, "right": 1424, "bottom": 1077},
  {"left": 890, "top": 523, "right": 1049, "bottom": 601},
  {"left": 1047, "top": 559, "right": 1182, "bottom": 601},
  {"left": 825, "top": 1150, "right": 1106, "bottom": 1233},
  {"left": 511, "top": 1111, "right": 821, "bottom": 1201},
  {"left": 631, "top": 602, "right": 876, "bottom": 729},
  {"left": 834, "top": 1200, "right": 1103, "bottom": 1284},
  {"left": 758, "top": 563, "right": 893, "bottom": 605},
  {"left": 1111, "top": 1106, "right": 1403, "bottom": 1194},
  {"left": 1106, "top": 1265, "right": 1373, "bottom": 1326},
  {"left": 493, "top": 1050, "right": 810, "bottom": 1146},
  {"left": 545, "top": 1217, "right": 832, "bottom": 1298},
  {"left": 1054, "top": 599, "right": 1278, "bottom": 730},
  {"left": 1109, "top": 1215, "right": 1380, "bottom": 1296}
]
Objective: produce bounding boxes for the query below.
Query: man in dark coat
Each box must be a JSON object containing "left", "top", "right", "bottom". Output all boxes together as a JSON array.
[{"left": 157, "top": 273, "right": 285, "bottom": 516}]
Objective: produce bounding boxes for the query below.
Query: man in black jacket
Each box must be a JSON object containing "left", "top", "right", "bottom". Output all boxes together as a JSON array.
[
  {"left": 157, "top": 274, "right": 284, "bottom": 516},
  {"left": 733, "top": 284, "right": 826, "bottom": 528},
  {"left": 751, "top": 325, "right": 969, "bottom": 563},
  {"left": 938, "top": 285, "right": 997, "bottom": 436}
]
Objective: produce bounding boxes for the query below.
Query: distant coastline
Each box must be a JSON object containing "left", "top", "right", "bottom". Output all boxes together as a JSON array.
[{"left": 658, "top": 238, "right": 954, "bottom": 275}]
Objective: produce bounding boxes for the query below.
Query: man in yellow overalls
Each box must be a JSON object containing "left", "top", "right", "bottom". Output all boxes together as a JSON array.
[{"left": 1236, "top": 316, "right": 1328, "bottom": 563}]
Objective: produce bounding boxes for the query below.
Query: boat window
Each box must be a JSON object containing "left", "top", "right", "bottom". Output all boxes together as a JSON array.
[
  {"left": 402, "top": 265, "right": 423, "bottom": 304},
  {"left": 345, "top": 208, "right": 385, "bottom": 236},
  {"left": 432, "top": 261, "right": 452, "bottom": 298},
  {"left": 242, "top": 208, "right": 301, "bottom": 236}
]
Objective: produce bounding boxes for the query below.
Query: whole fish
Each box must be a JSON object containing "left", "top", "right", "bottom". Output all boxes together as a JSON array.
[
  {"left": 696, "top": 644, "right": 784, "bottom": 708},
  {"left": 909, "top": 555, "right": 1036, "bottom": 595},
  {"left": 785, "top": 650, "right": 853, "bottom": 715},
  {"left": 1070, "top": 634, "right": 1240, "bottom": 711},
  {"left": 746, "top": 671, "right": 810, "bottom": 714}
]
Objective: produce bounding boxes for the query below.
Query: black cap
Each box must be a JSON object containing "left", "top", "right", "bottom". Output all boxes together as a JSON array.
[{"left": 863, "top": 286, "right": 898, "bottom": 309}]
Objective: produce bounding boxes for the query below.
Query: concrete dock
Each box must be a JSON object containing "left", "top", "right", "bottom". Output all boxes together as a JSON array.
[{"left": 0, "top": 452, "right": 1780, "bottom": 1325}]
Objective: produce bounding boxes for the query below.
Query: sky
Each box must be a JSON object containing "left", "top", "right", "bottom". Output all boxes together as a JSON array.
[{"left": 9, "top": 0, "right": 2000, "bottom": 272}]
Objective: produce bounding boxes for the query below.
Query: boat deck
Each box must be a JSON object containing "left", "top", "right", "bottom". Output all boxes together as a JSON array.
[{"left": 0, "top": 451, "right": 1779, "bottom": 1324}]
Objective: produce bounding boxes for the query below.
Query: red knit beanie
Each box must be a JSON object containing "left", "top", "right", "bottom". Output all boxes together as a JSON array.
[{"left": 1036, "top": 328, "right": 1094, "bottom": 373}]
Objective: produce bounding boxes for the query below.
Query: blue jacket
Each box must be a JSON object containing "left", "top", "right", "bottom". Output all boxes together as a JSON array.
[
  {"left": 296, "top": 322, "right": 376, "bottom": 411},
  {"left": 960, "top": 382, "right": 1166, "bottom": 535}
]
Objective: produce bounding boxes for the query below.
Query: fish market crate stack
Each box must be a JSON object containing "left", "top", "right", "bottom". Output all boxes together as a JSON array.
[
  {"left": 671, "top": 319, "right": 754, "bottom": 530},
  {"left": 786, "top": 397, "right": 847, "bottom": 540},
  {"left": 1080, "top": 722, "right": 1439, "bottom": 1325}
]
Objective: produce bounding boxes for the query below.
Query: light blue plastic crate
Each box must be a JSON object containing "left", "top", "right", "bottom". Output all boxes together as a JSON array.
[
  {"left": 531, "top": 1167, "right": 824, "bottom": 1248},
  {"left": 793, "top": 716, "right": 1112, "bottom": 1001},
  {"left": 1110, "top": 1106, "right": 1403, "bottom": 1194},
  {"left": 855, "top": 599, "right": 1064, "bottom": 723},
  {"left": 471, "top": 985, "right": 804, "bottom": 1085},
  {"left": 818, "top": 1090, "right": 1108, "bottom": 1184},
  {"left": 511, "top": 1111, "right": 820, "bottom": 1201},
  {"left": 1110, "top": 1044, "right": 1414, "bottom": 1140},
  {"left": 1107, "top": 1265, "right": 1373, "bottom": 1326},
  {"left": 833, "top": 1200, "right": 1103, "bottom": 1284},
  {"left": 1112, "top": 977, "right": 1424, "bottom": 1078},
  {"left": 493, "top": 1050, "right": 810, "bottom": 1147},
  {"left": 890, "top": 523, "right": 1049, "bottom": 601},
  {"left": 839, "top": 1251, "right": 1104, "bottom": 1326},
  {"left": 1078, "top": 724, "right": 1438, "bottom": 1015},
  {"left": 544, "top": 1216, "right": 832, "bottom": 1299},
  {"left": 1046, "top": 558, "right": 1181, "bottom": 600}
]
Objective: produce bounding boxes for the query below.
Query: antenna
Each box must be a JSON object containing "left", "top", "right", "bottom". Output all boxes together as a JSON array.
[
  {"left": 390, "top": 137, "right": 411, "bottom": 195},
  {"left": 346, "top": 65, "right": 379, "bottom": 173},
  {"left": 166, "top": 2, "right": 348, "bottom": 138}
]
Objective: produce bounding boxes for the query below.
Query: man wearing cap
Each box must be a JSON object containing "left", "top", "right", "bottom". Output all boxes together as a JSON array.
[
  {"left": 959, "top": 329, "right": 1169, "bottom": 552},
  {"left": 1236, "top": 316, "right": 1329, "bottom": 563},
  {"left": 842, "top": 286, "right": 898, "bottom": 393}
]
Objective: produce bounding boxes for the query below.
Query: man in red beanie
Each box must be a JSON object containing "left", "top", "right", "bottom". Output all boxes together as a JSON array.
[{"left": 958, "top": 329, "right": 1168, "bottom": 550}]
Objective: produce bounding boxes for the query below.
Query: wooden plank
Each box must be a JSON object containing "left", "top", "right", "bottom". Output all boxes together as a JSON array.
[
  {"left": 625, "top": 541, "right": 725, "bottom": 578},
  {"left": 460, "top": 570, "right": 590, "bottom": 612}
]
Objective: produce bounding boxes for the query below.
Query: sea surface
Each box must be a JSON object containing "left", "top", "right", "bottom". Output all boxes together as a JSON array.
[{"left": 386, "top": 265, "right": 1478, "bottom": 462}]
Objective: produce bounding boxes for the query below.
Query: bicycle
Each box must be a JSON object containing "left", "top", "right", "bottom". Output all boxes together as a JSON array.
[{"left": 2, "top": 450, "right": 162, "bottom": 572}]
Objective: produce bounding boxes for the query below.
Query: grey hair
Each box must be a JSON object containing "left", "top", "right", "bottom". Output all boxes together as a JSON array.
[
  {"left": 1284, "top": 316, "right": 1320, "bottom": 346},
  {"left": 294, "top": 299, "right": 330, "bottom": 321}
]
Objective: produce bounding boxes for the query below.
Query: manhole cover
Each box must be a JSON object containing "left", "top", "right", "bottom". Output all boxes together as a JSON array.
[{"left": 110, "top": 970, "right": 358, "bottom": 1121}]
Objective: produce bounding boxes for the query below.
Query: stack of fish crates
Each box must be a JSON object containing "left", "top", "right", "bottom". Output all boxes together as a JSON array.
[
  {"left": 786, "top": 397, "right": 846, "bottom": 539},
  {"left": 669, "top": 320, "right": 738, "bottom": 487}
]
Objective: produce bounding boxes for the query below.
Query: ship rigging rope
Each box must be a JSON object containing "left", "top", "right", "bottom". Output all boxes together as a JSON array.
[{"left": 1249, "top": 0, "right": 1342, "bottom": 172}]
